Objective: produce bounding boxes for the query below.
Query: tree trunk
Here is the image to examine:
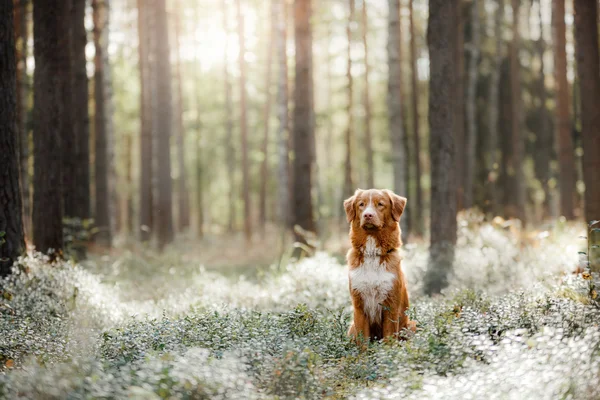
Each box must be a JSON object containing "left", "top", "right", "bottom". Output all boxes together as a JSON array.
[
  {"left": 154, "top": 0, "right": 174, "bottom": 249},
  {"left": 573, "top": 0, "right": 600, "bottom": 223},
  {"left": 276, "top": 0, "right": 290, "bottom": 227},
  {"left": 0, "top": 0, "right": 25, "bottom": 276},
  {"left": 138, "top": 0, "right": 153, "bottom": 242},
  {"left": 362, "top": 0, "right": 374, "bottom": 189},
  {"left": 14, "top": 0, "right": 30, "bottom": 238},
  {"left": 292, "top": 0, "right": 316, "bottom": 246},
  {"left": 408, "top": 0, "right": 423, "bottom": 236},
  {"left": 173, "top": 5, "right": 190, "bottom": 233},
  {"left": 193, "top": 2, "right": 204, "bottom": 239},
  {"left": 32, "top": 0, "right": 67, "bottom": 257},
  {"left": 454, "top": 0, "right": 465, "bottom": 211},
  {"left": 259, "top": 5, "right": 274, "bottom": 230},
  {"left": 235, "top": 0, "right": 252, "bottom": 243},
  {"left": 464, "top": 0, "right": 480, "bottom": 210},
  {"left": 485, "top": 0, "right": 503, "bottom": 217},
  {"left": 344, "top": 0, "right": 355, "bottom": 198},
  {"left": 387, "top": 0, "right": 408, "bottom": 237},
  {"left": 507, "top": 0, "right": 526, "bottom": 222},
  {"left": 93, "top": 0, "right": 112, "bottom": 246},
  {"left": 424, "top": 0, "right": 458, "bottom": 295},
  {"left": 552, "top": 0, "right": 576, "bottom": 220},
  {"left": 124, "top": 132, "right": 134, "bottom": 235},
  {"left": 223, "top": 0, "right": 236, "bottom": 233}
]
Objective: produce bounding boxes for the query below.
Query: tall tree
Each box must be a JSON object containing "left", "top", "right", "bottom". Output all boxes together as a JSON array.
[
  {"left": 0, "top": 0, "right": 25, "bottom": 275},
  {"left": 454, "top": 0, "right": 465, "bottom": 210},
  {"left": 32, "top": 0, "right": 68, "bottom": 256},
  {"left": 138, "top": 0, "right": 153, "bottom": 242},
  {"left": 292, "top": 0, "right": 316, "bottom": 245},
  {"left": 154, "top": 0, "right": 174, "bottom": 248},
  {"left": 573, "top": 0, "right": 600, "bottom": 222},
  {"left": 552, "top": 0, "right": 576, "bottom": 220},
  {"left": 235, "top": 0, "right": 252, "bottom": 243},
  {"left": 464, "top": 0, "right": 480, "bottom": 209},
  {"left": 408, "top": 0, "right": 423, "bottom": 235},
  {"left": 222, "top": 0, "right": 236, "bottom": 232},
  {"left": 344, "top": 0, "right": 355, "bottom": 198},
  {"left": 424, "top": 0, "right": 457, "bottom": 295},
  {"left": 259, "top": 2, "right": 274, "bottom": 230},
  {"left": 173, "top": 4, "right": 190, "bottom": 232},
  {"left": 193, "top": 3, "right": 204, "bottom": 239},
  {"left": 276, "top": 0, "right": 290, "bottom": 227},
  {"left": 72, "top": 0, "right": 91, "bottom": 223},
  {"left": 362, "top": 0, "right": 374, "bottom": 189},
  {"left": 387, "top": 0, "right": 408, "bottom": 236}
]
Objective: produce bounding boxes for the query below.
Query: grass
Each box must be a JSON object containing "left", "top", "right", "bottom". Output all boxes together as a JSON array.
[{"left": 1, "top": 216, "right": 599, "bottom": 399}]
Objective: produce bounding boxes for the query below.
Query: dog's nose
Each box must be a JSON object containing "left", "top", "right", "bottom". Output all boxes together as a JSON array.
[{"left": 364, "top": 212, "right": 373, "bottom": 220}]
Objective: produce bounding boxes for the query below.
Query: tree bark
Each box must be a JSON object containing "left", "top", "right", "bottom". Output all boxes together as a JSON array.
[
  {"left": 93, "top": 0, "right": 112, "bottom": 246},
  {"left": 154, "top": 0, "right": 174, "bottom": 249},
  {"left": 387, "top": 0, "right": 408, "bottom": 238},
  {"left": 138, "top": 0, "right": 153, "bottom": 242},
  {"left": 424, "top": 0, "right": 458, "bottom": 295},
  {"left": 32, "top": 0, "right": 67, "bottom": 257},
  {"left": 0, "top": 0, "right": 25, "bottom": 276},
  {"left": 573, "top": 0, "right": 600, "bottom": 223},
  {"left": 408, "top": 0, "right": 423, "bottom": 236},
  {"left": 276, "top": 0, "right": 290, "bottom": 227},
  {"left": 235, "top": 0, "right": 252, "bottom": 243},
  {"left": 464, "top": 0, "right": 480, "bottom": 210},
  {"left": 344, "top": 0, "right": 355, "bottom": 198},
  {"left": 362, "top": 0, "right": 374, "bottom": 189},
  {"left": 292, "top": 0, "right": 316, "bottom": 246},
  {"left": 552, "top": 0, "right": 576, "bottom": 220},
  {"left": 223, "top": 0, "right": 236, "bottom": 232},
  {"left": 454, "top": 0, "right": 465, "bottom": 211}
]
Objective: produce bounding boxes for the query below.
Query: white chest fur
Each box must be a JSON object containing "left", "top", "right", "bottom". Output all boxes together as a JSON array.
[{"left": 349, "top": 237, "right": 396, "bottom": 324}]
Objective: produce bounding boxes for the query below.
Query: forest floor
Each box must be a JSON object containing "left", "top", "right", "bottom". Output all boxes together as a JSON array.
[{"left": 1, "top": 215, "right": 600, "bottom": 399}]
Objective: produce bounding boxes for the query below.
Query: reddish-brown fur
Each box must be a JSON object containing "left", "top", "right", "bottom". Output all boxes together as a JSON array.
[{"left": 344, "top": 189, "right": 416, "bottom": 345}]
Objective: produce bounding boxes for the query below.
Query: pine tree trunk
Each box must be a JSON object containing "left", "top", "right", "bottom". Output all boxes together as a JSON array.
[
  {"left": 235, "top": 0, "right": 252, "bottom": 243},
  {"left": 93, "top": 0, "right": 112, "bottom": 246},
  {"left": 454, "top": 0, "right": 465, "bottom": 211},
  {"left": 259, "top": 6, "right": 274, "bottom": 230},
  {"left": 173, "top": 6, "right": 190, "bottom": 232},
  {"left": 276, "top": 0, "right": 290, "bottom": 227},
  {"left": 71, "top": 0, "right": 91, "bottom": 226},
  {"left": 154, "top": 0, "right": 174, "bottom": 249},
  {"left": 32, "top": 0, "right": 67, "bottom": 257},
  {"left": 408, "top": 0, "right": 423, "bottom": 236},
  {"left": 573, "top": 0, "right": 600, "bottom": 223},
  {"left": 464, "top": 0, "right": 480, "bottom": 210},
  {"left": 138, "top": 0, "right": 153, "bottom": 242},
  {"left": 124, "top": 132, "right": 134, "bottom": 235},
  {"left": 552, "top": 0, "right": 576, "bottom": 220},
  {"left": 344, "top": 0, "right": 355, "bottom": 198},
  {"left": 424, "top": 0, "right": 458, "bottom": 295},
  {"left": 223, "top": 0, "right": 236, "bottom": 233},
  {"left": 0, "top": 0, "right": 25, "bottom": 276},
  {"left": 362, "top": 0, "right": 374, "bottom": 189},
  {"left": 193, "top": 2, "right": 204, "bottom": 238},
  {"left": 387, "top": 0, "right": 408, "bottom": 237},
  {"left": 292, "top": 0, "right": 316, "bottom": 246}
]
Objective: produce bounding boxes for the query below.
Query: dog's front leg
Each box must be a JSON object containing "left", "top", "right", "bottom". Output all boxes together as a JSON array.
[
  {"left": 382, "top": 304, "right": 400, "bottom": 341},
  {"left": 349, "top": 298, "right": 370, "bottom": 346}
]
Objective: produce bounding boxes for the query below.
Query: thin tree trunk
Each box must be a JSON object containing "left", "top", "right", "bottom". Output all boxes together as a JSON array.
[
  {"left": 454, "top": 0, "right": 465, "bottom": 211},
  {"left": 573, "top": 0, "right": 600, "bottom": 223},
  {"left": 32, "top": 0, "right": 67, "bottom": 257},
  {"left": 292, "top": 0, "right": 316, "bottom": 247},
  {"left": 344, "top": 0, "right": 355, "bottom": 198},
  {"left": 362, "top": 0, "right": 374, "bottom": 189},
  {"left": 276, "top": 0, "right": 290, "bottom": 227},
  {"left": 194, "top": 1, "right": 204, "bottom": 239},
  {"left": 138, "top": 0, "right": 153, "bottom": 242},
  {"left": 173, "top": 5, "right": 190, "bottom": 232},
  {"left": 154, "top": 0, "right": 174, "bottom": 249},
  {"left": 235, "top": 0, "right": 252, "bottom": 243},
  {"left": 223, "top": 0, "right": 236, "bottom": 232},
  {"left": 408, "top": 0, "right": 423, "bottom": 236},
  {"left": 259, "top": 5, "right": 274, "bottom": 230},
  {"left": 552, "top": 0, "right": 576, "bottom": 220},
  {"left": 464, "top": 0, "right": 480, "bottom": 210},
  {"left": 387, "top": 0, "right": 408, "bottom": 239},
  {"left": 0, "top": 0, "right": 25, "bottom": 275},
  {"left": 424, "top": 0, "right": 458, "bottom": 295},
  {"left": 124, "top": 132, "right": 133, "bottom": 234},
  {"left": 93, "top": 0, "right": 112, "bottom": 246}
]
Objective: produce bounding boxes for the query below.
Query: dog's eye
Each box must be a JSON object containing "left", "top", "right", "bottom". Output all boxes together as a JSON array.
[
  {"left": 378, "top": 202, "right": 384, "bottom": 207},
  {"left": 358, "top": 202, "right": 365, "bottom": 207}
]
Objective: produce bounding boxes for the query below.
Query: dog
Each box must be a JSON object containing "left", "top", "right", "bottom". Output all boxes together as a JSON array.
[{"left": 344, "top": 188, "right": 416, "bottom": 345}]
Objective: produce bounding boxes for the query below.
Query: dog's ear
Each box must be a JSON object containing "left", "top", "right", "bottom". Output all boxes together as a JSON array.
[
  {"left": 384, "top": 190, "right": 407, "bottom": 222},
  {"left": 343, "top": 189, "right": 362, "bottom": 223}
]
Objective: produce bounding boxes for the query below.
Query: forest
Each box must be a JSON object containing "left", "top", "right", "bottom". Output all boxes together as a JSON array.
[{"left": 0, "top": 0, "right": 600, "bottom": 398}]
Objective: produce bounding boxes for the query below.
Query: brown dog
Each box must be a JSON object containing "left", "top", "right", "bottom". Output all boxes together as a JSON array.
[{"left": 344, "top": 188, "right": 416, "bottom": 344}]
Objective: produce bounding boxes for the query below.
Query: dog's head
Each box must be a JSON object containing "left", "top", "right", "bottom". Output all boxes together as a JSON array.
[{"left": 343, "top": 189, "right": 407, "bottom": 231}]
